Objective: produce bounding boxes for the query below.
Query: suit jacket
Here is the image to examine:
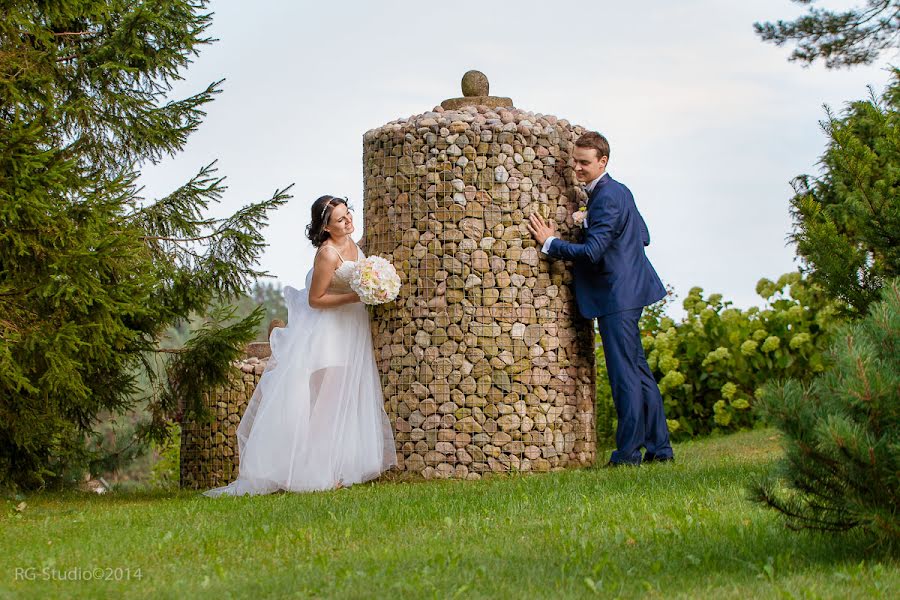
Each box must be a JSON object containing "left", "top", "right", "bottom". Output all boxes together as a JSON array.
[{"left": 548, "top": 173, "right": 666, "bottom": 318}]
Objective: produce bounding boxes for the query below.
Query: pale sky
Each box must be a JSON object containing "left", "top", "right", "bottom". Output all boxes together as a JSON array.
[{"left": 138, "top": 0, "right": 894, "bottom": 316}]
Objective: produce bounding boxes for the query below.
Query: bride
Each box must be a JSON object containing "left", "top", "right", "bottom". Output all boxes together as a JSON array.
[{"left": 204, "top": 195, "right": 397, "bottom": 496}]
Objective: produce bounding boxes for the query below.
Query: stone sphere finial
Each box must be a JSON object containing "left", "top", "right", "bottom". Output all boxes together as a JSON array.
[
  {"left": 441, "top": 70, "right": 512, "bottom": 110},
  {"left": 461, "top": 70, "right": 489, "bottom": 97}
]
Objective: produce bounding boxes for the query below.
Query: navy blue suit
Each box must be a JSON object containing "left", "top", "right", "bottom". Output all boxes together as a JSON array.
[{"left": 547, "top": 173, "right": 673, "bottom": 464}]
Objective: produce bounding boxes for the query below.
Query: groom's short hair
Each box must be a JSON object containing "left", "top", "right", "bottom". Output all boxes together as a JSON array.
[{"left": 575, "top": 132, "right": 610, "bottom": 161}]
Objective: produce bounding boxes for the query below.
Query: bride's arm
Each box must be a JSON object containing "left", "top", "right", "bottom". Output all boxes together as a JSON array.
[{"left": 308, "top": 250, "right": 360, "bottom": 308}]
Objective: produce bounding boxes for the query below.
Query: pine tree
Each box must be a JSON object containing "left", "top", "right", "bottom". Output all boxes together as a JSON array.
[
  {"left": 751, "top": 281, "right": 899, "bottom": 542},
  {"left": 0, "top": 1, "right": 289, "bottom": 489},
  {"left": 755, "top": 1, "right": 900, "bottom": 69},
  {"left": 788, "top": 72, "right": 899, "bottom": 316}
]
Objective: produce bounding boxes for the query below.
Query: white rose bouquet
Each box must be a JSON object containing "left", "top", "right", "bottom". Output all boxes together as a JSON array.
[{"left": 350, "top": 256, "right": 401, "bottom": 305}]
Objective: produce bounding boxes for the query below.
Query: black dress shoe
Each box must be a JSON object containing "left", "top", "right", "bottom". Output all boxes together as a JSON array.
[{"left": 644, "top": 455, "right": 675, "bottom": 464}]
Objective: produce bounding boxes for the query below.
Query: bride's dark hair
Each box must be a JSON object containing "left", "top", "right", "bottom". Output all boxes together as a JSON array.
[{"left": 306, "top": 195, "right": 349, "bottom": 247}]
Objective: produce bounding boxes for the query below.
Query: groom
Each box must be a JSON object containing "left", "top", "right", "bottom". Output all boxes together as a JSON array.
[{"left": 527, "top": 132, "right": 674, "bottom": 466}]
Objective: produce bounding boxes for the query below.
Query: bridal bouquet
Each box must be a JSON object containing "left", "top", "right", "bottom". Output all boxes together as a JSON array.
[{"left": 350, "top": 256, "right": 401, "bottom": 305}]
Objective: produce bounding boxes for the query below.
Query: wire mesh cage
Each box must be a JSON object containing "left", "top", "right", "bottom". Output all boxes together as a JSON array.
[
  {"left": 180, "top": 356, "right": 266, "bottom": 490},
  {"left": 363, "top": 99, "right": 597, "bottom": 479}
]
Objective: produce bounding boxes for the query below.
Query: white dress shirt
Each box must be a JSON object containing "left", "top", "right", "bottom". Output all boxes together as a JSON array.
[{"left": 540, "top": 172, "right": 607, "bottom": 255}]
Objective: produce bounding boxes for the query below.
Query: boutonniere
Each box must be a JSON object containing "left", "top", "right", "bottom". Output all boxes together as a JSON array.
[{"left": 573, "top": 206, "right": 587, "bottom": 226}]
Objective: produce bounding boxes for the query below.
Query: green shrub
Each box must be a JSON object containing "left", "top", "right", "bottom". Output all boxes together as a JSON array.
[
  {"left": 751, "top": 281, "right": 899, "bottom": 542},
  {"left": 652, "top": 273, "right": 841, "bottom": 437}
]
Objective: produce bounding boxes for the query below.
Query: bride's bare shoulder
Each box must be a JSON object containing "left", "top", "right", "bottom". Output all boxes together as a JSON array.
[{"left": 314, "top": 245, "right": 341, "bottom": 269}]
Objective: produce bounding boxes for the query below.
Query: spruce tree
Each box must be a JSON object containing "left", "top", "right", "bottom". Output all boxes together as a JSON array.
[
  {"left": 0, "top": 1, "right": 289, "bottom": 489},
  {"left": 752, "top": 281, "right": 899, "bottom": 542},
  {"left": 788, "top": 72, "right": 899, "bottom": 316}
]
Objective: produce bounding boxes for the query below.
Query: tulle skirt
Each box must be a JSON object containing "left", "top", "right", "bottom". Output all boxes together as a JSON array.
[{"left": 204, "top": 283, "right": 397, "bottom": 496}]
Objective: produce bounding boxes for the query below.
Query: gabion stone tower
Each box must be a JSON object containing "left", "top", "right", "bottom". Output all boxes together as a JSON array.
[{"left": 363, "top": 71, "right": 597, "bottom": 479}]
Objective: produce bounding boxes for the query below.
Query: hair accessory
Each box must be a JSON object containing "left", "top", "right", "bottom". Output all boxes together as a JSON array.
[{"left": 320, "top": 197, "right": 349, "bottom": 221}]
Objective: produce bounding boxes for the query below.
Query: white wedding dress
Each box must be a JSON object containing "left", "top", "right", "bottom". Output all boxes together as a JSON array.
[{"left": 204, "top": 244, "right": 397, "bottom": 496}]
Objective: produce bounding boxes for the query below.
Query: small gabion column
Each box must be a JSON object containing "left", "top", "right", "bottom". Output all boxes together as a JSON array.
[
  {"left": 179, "top": 343, "right": 269, "bottom": 490},
  {"left": 363, "top": 71, "right": 597, "bottom": 480}
]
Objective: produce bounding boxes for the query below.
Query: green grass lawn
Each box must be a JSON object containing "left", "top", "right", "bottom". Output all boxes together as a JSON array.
[{"left": 2, "top": 429, "right": 896, "bottom": 599}]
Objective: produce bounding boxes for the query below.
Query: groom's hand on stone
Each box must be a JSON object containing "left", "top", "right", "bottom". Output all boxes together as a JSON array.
[{"left": 527, "top": 213, "right": 555, "bottom": 245}]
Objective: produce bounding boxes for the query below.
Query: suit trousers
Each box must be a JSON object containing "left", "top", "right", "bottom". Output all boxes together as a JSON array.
[{"left": 597, "top": 308, "right": 673, "bottom": 464}]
